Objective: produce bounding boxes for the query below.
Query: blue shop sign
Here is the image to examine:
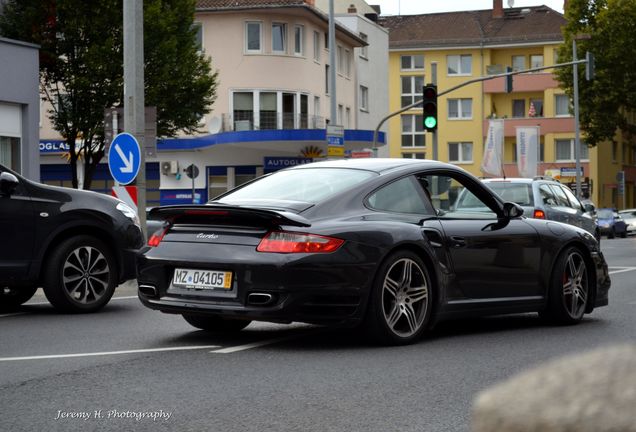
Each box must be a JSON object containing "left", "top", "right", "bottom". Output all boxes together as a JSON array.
[
  {"left": 264, "top": 157, "right": 312, "bottom": 171},
  {"left": 40, "top": 140, "right": 70, "bottom": 153}
]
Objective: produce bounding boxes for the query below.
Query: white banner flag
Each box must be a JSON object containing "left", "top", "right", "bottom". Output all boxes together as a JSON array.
[
  {"left": 516, "top": 126, "right": 540, "bottom": 178},
  {"left": 481, "top": 119, "right": 504, "bottom": 177}
]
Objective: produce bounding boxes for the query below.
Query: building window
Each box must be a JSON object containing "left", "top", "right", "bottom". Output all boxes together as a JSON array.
[
  {"left": 345, "top": 107, "right": 351, "bottom": 128},
  {"left": 555, "top": 94, "right": 571, "bottom": 117},
  {"left": 259, "top": 92, "right": 277, "bottom": 130},
  {"left": 324, "top": 31, "right": 329, "bottom": 49},
  {"left": 359, "top": 32, "right": 368, "bottom": 59},
  {"left": 401, "top": 54, "right": 424, "bottom": 70},
  {"left": 360, "top": 85, "right": 369, "bottom": 111},
  {"left": 529, "top": 98, "right": 543, "bottom": 117},
  {"left": 325, "top": 65, "right": 330, "bottom": 95},
  {"left": 313, "top": 31, "right": 320, "bottom": 61},
  {"left": 449, "top": 142, "right": 473, "bottom": 163},
  {"left": 192, "top": 22, "right": 203, "bottom": 52},
  {"left": 313, "top": 96, "right": 321, "bottom": 128},
  {"left": 612, "top": 142, "right": 618, "bottom": 162},
  {"left": 530, "top": 54, "right": 543, "bottom": 70},
  {"left": 245, "top": 22, "right": 261, "bottom": 53},
  {"left": 448, "top": 98, "right": 472, "bottom": 119},
  {"left": 272, "top": 23, "right": 287, "bottom": 53},
  {"left": 402, "top": 152, "right": 426, "bottom": 159},
  {"left": 512, "top": 99, "right": 525, "bottom": 118},
  {"left": 512, "top": 55, "right": 525, "bottom": 72},
  {"left": 337, "top": 104, "right": 343, "bottom": 125},
  {"left": 401, "top": 114, "right": 425, "bottom": 147},
  {"left": 344, "top": 49, "right": 351, "bottom": 77},
  {"left": 555, "top": 139, "right": 589, "bottom": 162},
  {"left": 447, "top": 54, "right": 472, "bottom": 75},
  {"left": 294, "top": 25, "right": 304, "bottom": 56},
  {"left": 233, "top": 92, "right": 254, "bottom": 130},
  {"left": 401, "top": 76, "right": 424, "bottom": 108}
]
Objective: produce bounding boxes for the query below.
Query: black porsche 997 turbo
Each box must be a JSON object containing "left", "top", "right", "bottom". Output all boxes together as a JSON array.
[{"left": 137, "top": 159, "right": 610, "bottom": 345}]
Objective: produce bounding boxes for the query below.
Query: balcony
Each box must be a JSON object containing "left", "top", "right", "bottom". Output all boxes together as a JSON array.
[
  {"left": 483, "top": 72, "right": 559, "bottom": 93},
  {"left": 221, "top": 113, "right": 327, "bottom": 132},
  {"left": 483, "top": 116, "right": 575, "bottom": 137}
]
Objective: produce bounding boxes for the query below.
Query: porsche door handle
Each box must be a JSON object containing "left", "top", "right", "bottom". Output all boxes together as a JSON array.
[{"left": 449, "top": 236, "right": 466, "bottom": 248}]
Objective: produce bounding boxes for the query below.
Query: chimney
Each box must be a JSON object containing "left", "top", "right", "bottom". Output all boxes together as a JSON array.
[
  {"left": 493, "top": 0, "right": 503, "bottom": 18},
  {"left": 348, "top": 4, "right": 357, "bottom": 14}
]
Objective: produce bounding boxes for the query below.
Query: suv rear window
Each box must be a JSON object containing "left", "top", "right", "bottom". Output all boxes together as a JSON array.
[{"left": 485, "top": 182, "right": 533, "bottom": 206}]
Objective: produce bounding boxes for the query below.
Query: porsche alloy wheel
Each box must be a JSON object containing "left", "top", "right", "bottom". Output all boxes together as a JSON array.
[
  {"left": 545, "top": 247, "right": 589, "bottom": 324},
  {"left": 365, "top": 251, "right": 432, "bottom": 345}
]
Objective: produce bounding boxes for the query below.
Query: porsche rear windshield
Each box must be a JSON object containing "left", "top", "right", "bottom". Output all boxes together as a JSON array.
[{"left": 215, "top": 168, "right": 376, "bottom": 205}]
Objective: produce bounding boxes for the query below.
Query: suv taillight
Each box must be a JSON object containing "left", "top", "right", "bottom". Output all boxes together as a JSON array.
[
  {"left": 257, "top": 231, "right": 344, "bottom": 253},
  {"left": 533, "top": 209, "right": 546, "bottom": 219}
]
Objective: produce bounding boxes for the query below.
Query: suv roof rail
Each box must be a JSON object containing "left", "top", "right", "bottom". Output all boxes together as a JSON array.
[{"left": 533, "top": 175, "right": 559, "bottom": 182}]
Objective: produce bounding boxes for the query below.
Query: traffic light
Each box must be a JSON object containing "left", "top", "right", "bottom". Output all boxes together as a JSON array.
[
  {"left": 585, "top": 51, "right": 595, "bottom": 81},
  {"left": 422, "top": 84, "right": 437, "bottom": 132},
  {"left": 504, "top": 66, "right": 513, "bottom": 93}
]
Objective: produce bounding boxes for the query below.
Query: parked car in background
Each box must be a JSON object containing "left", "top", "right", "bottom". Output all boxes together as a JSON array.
[
  {"left": 137, "top": 159, "right": 610, "bottom": 346},
  {"left": 0, "top": 164, "right": 144, "bottom": 312},
  {"left": 458, "top": 177, "right": 600, "bottom": 241},
  {"left": 618, "top": 209, "right": 636, "bottom": 235},
  {"left": 596, "top": 208, "right": 628, "bottom": 238}
]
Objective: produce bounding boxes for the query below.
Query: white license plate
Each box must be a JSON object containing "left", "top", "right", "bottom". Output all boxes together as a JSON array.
[{"left": 172, "top": 268, "right": 233, "bottom": 290}]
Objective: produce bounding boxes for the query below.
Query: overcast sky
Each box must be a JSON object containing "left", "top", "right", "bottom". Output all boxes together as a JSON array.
[{"left": 371, "top": 0, "right": 564, "bottom": 15}]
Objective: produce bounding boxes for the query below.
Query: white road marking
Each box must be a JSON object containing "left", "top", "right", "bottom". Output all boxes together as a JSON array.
[
  {"left": 0, "top": 345, "right": 220, "bottom": 362},
  {"left": 608, "top": 267, "right": 636, "bottom": 275},
  {"left": 211, "top": 332, "right": 318, "bottom": 354},
  {"left": 25, "top": 295, "right": 139, "bottom": 306},
  {"left": 0, "top": 313, "right": 25, "bottom": 318}
]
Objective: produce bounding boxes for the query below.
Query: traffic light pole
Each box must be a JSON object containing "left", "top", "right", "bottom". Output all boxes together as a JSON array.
[{"left": 372, "top": 59, "right": 589, "bottom": 150}]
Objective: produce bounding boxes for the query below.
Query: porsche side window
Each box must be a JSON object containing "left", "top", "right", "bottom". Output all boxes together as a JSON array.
[
  {"left": 367, "top": 177, "right": 433, "bottom": 215},
  {"left": 426, "top": 174, "right": 497, "bottom": 219}
]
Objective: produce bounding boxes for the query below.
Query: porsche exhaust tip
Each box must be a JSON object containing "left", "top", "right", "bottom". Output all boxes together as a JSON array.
[
  {"left": 139, "top": 284, "right": 158, "bottom": 297},
  {"left": 247, "top": 293, "right": 274, "bottom": 306}
]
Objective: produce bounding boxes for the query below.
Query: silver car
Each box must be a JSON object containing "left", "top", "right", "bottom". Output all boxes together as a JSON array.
[
  {"left": 618, "top": 209, "right": 636, "bottom": 235},
  {"left": 456, "top": 177, "right": 600, "bottom": 241}
]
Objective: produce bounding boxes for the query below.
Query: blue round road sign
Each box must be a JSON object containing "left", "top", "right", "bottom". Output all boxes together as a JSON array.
[{"left": 108, "top": 133, "right": 141, "bottom": 185}]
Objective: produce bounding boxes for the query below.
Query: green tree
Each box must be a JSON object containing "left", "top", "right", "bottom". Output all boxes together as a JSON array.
[
  {"left": 556, "top": 0, "right": 636, "bottom": 146},
  {"left": 0, "top": 0, "right": 218, "bottom": 189}
]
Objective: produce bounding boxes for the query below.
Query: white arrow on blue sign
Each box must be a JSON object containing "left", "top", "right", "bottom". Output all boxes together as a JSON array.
[{"left": 108, "top": 132, "right": 141, "bottom": 185}]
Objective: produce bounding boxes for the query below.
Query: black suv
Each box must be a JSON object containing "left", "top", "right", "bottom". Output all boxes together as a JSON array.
[{"left": 0, "top": 164, "right": 143, "bottom": 312}]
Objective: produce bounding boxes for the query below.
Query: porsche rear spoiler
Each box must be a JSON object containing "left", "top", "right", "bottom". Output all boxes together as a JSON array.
[{"left": 148, "top": 205, "right": 311, "bottom": 228}]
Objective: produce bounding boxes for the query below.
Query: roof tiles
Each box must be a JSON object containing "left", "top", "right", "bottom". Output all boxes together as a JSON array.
[{"left": 380, "top": 6, "right": 566, "bottom": 48}]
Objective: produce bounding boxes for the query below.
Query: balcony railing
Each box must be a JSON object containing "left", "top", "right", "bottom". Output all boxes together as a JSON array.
[
  {"left": 220, "top": 113, "right": 327, "bottom": 132},
  {"left": 482, "top": 116, "right": 575, "bottom": 136}
]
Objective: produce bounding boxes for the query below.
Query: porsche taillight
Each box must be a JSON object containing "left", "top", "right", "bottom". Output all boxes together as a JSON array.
[
  {"left": 148, "top": 227, "right": 168, "bottom": 247},
  {"left": 256, "top": 231, "right": 344, "bottom": 254}
]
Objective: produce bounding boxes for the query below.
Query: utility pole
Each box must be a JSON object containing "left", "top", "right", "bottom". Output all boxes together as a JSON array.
[
  {"left": 123, "top": 0, "right": 147, "bottom": 237},
  {"left": 573, "top": 38, "right": 582, "bottom": 200},
  {"left": 328, "top": 0, "right": 337, "bottom": 126}
]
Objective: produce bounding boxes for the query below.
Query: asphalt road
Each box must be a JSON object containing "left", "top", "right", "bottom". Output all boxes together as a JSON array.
[{"left": 1, "top": 238, "right": 635, "bottom": 432}]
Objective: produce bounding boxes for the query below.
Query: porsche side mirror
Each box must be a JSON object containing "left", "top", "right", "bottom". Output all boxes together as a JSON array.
[
  {"left": 0, "top": 172, "right": 19, "bottom": 196},
  {"left": 503, "top": 202, "right": 524, "bottom": 219}
]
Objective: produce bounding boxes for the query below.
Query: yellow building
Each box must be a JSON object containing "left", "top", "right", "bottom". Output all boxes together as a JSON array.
[{"left": 382, "top": 0, "right": 634, "bottom": 209}]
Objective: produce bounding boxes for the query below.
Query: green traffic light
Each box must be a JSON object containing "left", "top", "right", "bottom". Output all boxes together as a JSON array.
[{"left": 424, "top": 116, "right": 437, "bottom": 129}]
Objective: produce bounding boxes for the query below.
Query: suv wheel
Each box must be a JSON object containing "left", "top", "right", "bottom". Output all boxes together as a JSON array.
[{"left": 43, "top": 235, "right": 117, "bottom": 313}]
